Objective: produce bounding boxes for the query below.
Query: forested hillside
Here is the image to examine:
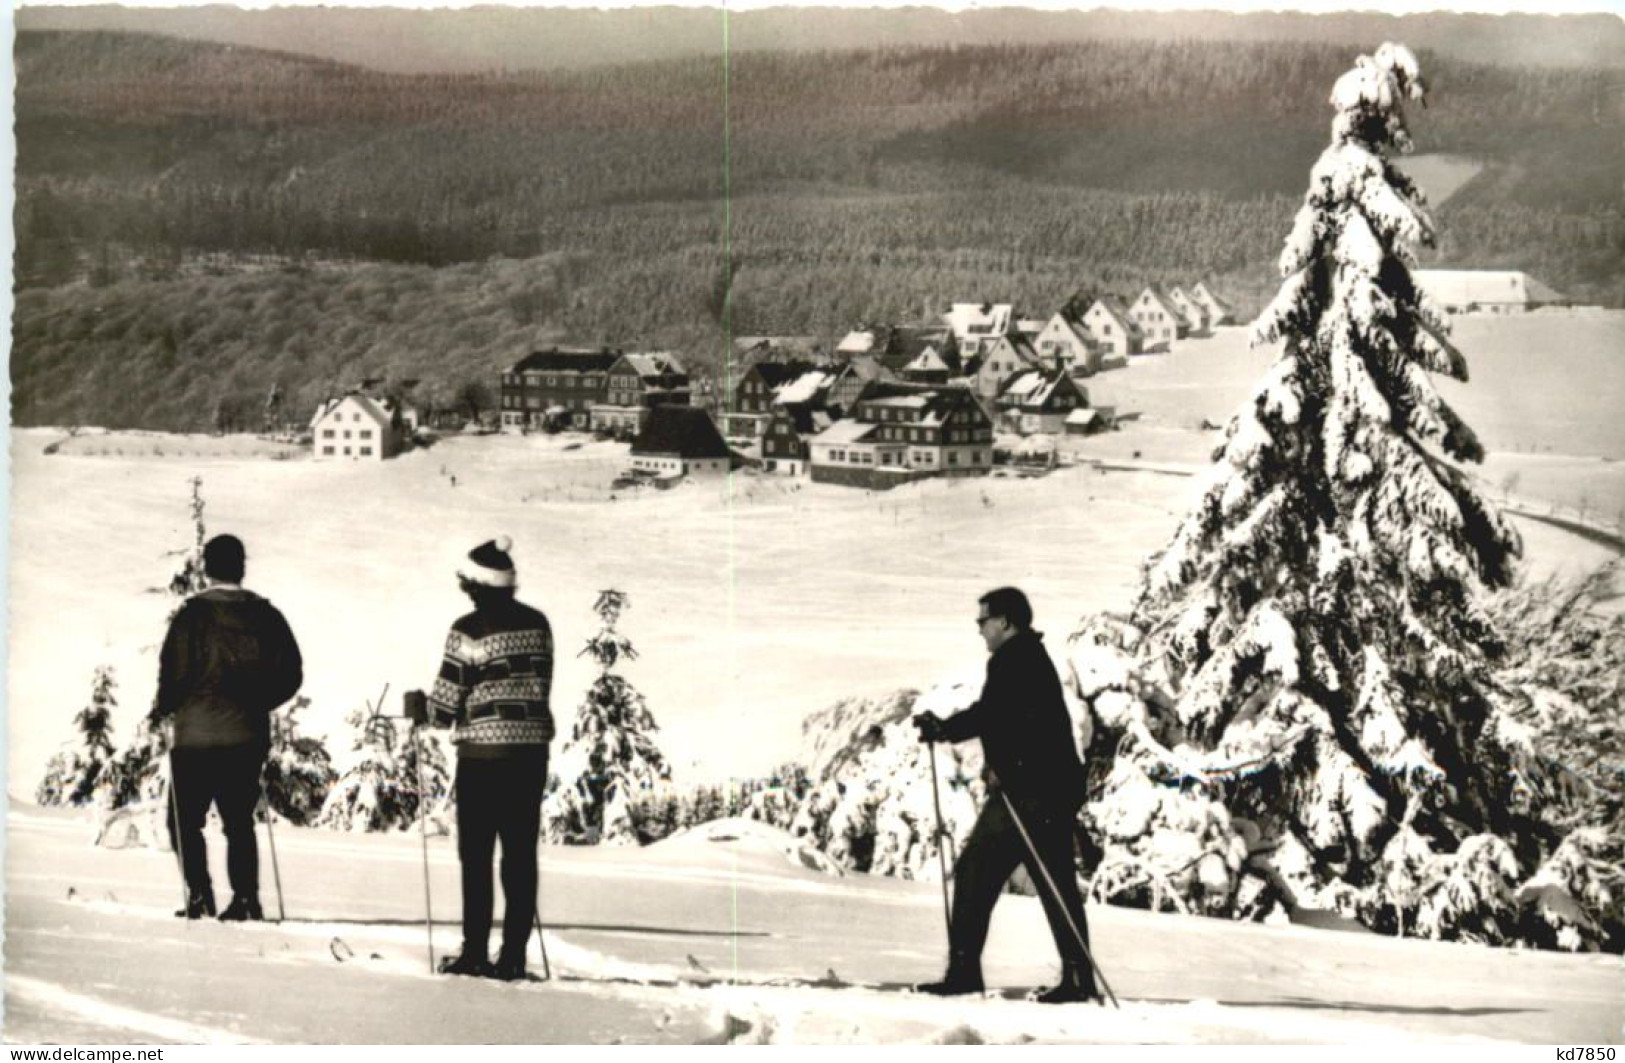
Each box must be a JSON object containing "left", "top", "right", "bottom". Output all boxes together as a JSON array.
[{"left": 13, "top": 30, "right": 1624, "bottom": 431}]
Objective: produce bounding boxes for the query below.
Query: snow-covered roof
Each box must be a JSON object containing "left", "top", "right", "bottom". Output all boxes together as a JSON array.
[
  {"left": 1413, "top": 270, "right": 1567, "bottom": 308},
  {"left": 1000, "top": 369, "right": 1046, "bottom": 401},
  {"left": 944, "top": 302, "right": 1014, "bottom": 340},
  {"left": 310, "top": 392, "right": 394, "bottom": 431},
  {"left": 811, "top": 419, "right": 879, "bottom": 445},
  {"left": 621, "top": 352, "right": 686, "bottom": 379},
  {"left": 836, "top": 330, "right": 878, "bottom": 355},
  {"left": 864, "top": 395, "right": 931, "bottom": 410},
  {"left": 1066, "top": 408, "right": 1103, "bottom": 425},
  {"left": 774, "top": 370, "right": 833, "bottom": 406}
]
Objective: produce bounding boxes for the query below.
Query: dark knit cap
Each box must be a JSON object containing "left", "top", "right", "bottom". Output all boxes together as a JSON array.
[{"left": 459, "top": 535, "right": 516, "bottom": 588}]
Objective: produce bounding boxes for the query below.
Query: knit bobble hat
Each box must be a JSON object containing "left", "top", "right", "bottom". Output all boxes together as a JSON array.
[{"left": 459, "top": 535, "right": 516, "bottom": 588}]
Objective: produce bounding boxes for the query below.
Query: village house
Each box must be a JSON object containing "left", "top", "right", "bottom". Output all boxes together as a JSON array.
[
  {"left": 971, "top": 332, "right": 1043, "bottom": 402},
  {"left": 808, "top": 381, "right": 993, "bottom": 490},
  {"left": 590, "top": 352, "right": 692, "bottom": 436},
  {"left": 629, "top": 406, "right": 734, "bottom": 477},
  {"left": 732, "top": 335, "right": 828, "bottom": 366},
  {"left": 824, "top": 355, "right": 892, "bottom": 416},
  {"left": 835, "top": 325, "right": 959, "bottom": 377},
  {"left": 995, "top": 368, "right": 1090, "bottom": 435},
  {"left": 310, "top": 391, "right": 408, "bottom": 461},
  {"left": 722, "top": 360, "right": 819, "bottom": 442},
  {"left": 1032, "top": 312, "right": 1101, "bottom": 376},
  {"left": 943, "top": 302, "right": 1015, "bottom": 358},
  {"left": 499, "top": 347, "right": 621, "bottom": 432},
  {"left": 899, "top": 345, "right": 958, "bottom": 385},
  {"left": 1413, "top": 270, "right": 1570, "bottom": 314},
  {"left": 1065, "top": 406, "right": 1117, "bottom": 436},
  {"left": 1129, "top": 285, "right": 1186, "bottom": 352},
  {"left": 1080, "top": 297, "right": 1143, "bottom": 361},
  {"left": 1166, "top": 286, "right": 1210, "bottom": 336},
  {"left": 761, "top": 401, "right": 833, "bottom": 476},
  {"left": 1189, "top": 282, "right": 1235, "bottom": 326}
]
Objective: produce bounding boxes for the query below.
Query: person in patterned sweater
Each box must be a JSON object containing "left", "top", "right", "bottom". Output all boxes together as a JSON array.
[{"left": 420, "top": 536, "right": 554, "bottom": 981}]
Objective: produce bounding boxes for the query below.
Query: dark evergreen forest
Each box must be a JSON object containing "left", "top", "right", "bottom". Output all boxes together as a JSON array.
[{"left": 13, "top": 30, "right": 1624, "bottom": 431}]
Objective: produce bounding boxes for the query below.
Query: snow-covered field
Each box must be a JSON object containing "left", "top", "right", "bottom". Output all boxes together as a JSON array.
[
  {"left": 5, "top": 805, "right": 1620, "bottom": 1044},
  {"left": 4, "top": 311, "right": 1623, "bottom": 1044}
]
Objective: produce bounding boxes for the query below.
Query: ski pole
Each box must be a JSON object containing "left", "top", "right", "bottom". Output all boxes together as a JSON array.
[
  {"left": 534, "top": 797, "right": 553, "bottom": 982},
  {"left": 998, "top": 791, "right": 1120, "bottom": 1009},
  {"left": 925, "top": 741, "right": 954, "bottom": 941},
  {"left": 164, "top": 737, "right": 192, "bottom": 923},
  {"left": 408, "top": 719, "right": 436, "bottom": 976},
  {"left": 258, "top": 741, "right": 287, "bottom": 923}
]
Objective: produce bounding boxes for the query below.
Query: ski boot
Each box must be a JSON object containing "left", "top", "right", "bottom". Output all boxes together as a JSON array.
[
  {"left": 1030, "top": 962, "right": 1100, "bottom": 1005},
  {"left": 174, "top": 890, "right": 217, "bottom": 920},
  {"left": 915, "top": 955, "right": 985, "bottom": 997},
  {"left": 218, "top": 895, "right": 265, "bottom": 922},
  {"left": 438, "top": 953, "right": 494, "bottom": 978}
]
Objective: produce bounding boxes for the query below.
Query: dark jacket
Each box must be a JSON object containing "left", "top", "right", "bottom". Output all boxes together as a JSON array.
[
  {"left": 428, "top": 598, "right": 555, "bottom": 756},
  {"left": 939, "top": 630, "right": 1086, "bottom": 816},
  {"left": 153, "top": 586, "right": 303, "bottom": 750}
]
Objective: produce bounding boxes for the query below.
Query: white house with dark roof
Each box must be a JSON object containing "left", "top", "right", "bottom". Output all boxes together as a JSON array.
[
  {"left": 629, "top": 406, "right": 733, "bottom": 477},
  {"left": 1189, "top": 282, "right": 1235, "bottom": 326},
  {"left": 310, "top": 393, "right": 406, "bottom": 461},
  {"left": 1129, "top": 285, "right": 1186, "bottom": 351},
  {"left": 1413, "top": 270, "right": 1569, "bottom": 314},
  {"left": 971, "top": 333, "right": 1042, "bottom": 402},
  {"left": 1166, "top": 285, "right": 1209, "bottom": 335},
  {"left": 1032, "top": 313, "right": 1101, "bottom": 376},
  {"left": 996, "top": 368, "right": 1089, "bottom": 435},
  {"left": 1081, "top": 297, "right": 1143, "bottom": 360}
]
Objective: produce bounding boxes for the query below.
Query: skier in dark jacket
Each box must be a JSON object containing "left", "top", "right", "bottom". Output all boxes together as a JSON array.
[
  {"left": 414, "top": 536, "right": 554, "bottom": 982},
  {"left": 151, "top": 534, "right": 303, "bottom": 921},
  {"left": 912, "top": 586, "right": 1099, "bottom": 1004}
]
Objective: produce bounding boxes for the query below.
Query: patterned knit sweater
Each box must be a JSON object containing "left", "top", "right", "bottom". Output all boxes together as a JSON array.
[{"left": 428, "top": 600, "right": 555, "bottom": 754}]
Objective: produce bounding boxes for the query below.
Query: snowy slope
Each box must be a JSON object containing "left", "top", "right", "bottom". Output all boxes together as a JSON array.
[{"left": 5, "top": 806, "right": 1620, "bottom": 1044}]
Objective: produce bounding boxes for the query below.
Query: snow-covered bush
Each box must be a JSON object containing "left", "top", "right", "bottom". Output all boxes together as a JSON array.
[
  {"left": 545, "top": 591, "right": 671, "bottom": 845},
  {"left": 37, "top": 666, "right": 119, "bottom": 807},
  {"left": 316, "top": 708, "right": 449, "bottom": 832},
  {"left": 263, "top": 696, "right": 339, "bottom": 825},
  {"left": 1062, "top": 44, "right": 1610, "bottom": 949}
]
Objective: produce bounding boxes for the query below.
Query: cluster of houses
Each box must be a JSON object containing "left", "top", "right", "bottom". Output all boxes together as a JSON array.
[
  {"left": 307, "top": 282, "right": 1238, "bottom": 486},
  {"left": 305, "top": 267, "right": 1572, "bottom": 482}
]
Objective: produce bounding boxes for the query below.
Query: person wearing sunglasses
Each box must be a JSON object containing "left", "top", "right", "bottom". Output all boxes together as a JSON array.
[{"left": 912, "top": 586, "right": 1099, "bottom": 1005}]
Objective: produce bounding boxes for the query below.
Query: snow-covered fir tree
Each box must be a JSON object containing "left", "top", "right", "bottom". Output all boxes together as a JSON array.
[
  {"left": 315, "top": 707, "right": 450, "bottom": 832},
  {"left": 36, "top": 666, "right": 119, "bottom": 807},
  {"left": 94, "top": 476, "right": 214, "bottom": 814},
  {"left": 263, "top": 696, "right": 339, "bottom": 826},
  {"left": 1066, "top": 43, "right": 1601, "bottom": 948},
  {"left": 545, "top": 590, "right": 671, "bottom": 845},
  {"left": 1484, "top": 561, "right": 1624, "bottom": 950}
]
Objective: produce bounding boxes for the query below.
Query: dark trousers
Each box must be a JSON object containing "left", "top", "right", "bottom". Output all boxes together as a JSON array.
[
  {"left": 168, "top": 745, "right": 266, "bottom": 903},
  {"left": 455, "top": 751, "right": 549, "bottom": 965},
  {"left": 948, "top": 791, "right": 1091, "bottom": 975}
]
